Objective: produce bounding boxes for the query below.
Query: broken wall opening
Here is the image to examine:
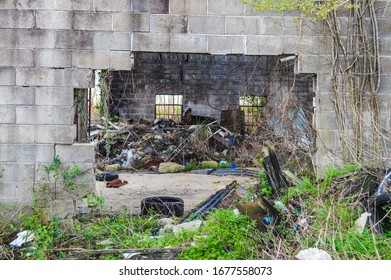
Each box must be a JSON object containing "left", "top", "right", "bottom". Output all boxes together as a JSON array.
[{"left": 101, "top": 53, "right": 316, "bottom": 171}]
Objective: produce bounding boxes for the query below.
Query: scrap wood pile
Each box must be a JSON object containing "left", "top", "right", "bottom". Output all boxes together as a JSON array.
[{"left": 90, "top": 117, "right": 255, "bottom": 171}]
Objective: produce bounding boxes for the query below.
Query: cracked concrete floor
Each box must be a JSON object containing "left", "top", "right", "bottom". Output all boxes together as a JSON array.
[{"left": 94, "top": 172, "right": 257, "bottom": 215}]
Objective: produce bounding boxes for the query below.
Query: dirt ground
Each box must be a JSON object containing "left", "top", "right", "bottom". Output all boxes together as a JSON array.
[{"left": 95, "top": 172, "right": 258, "bottom": 215}]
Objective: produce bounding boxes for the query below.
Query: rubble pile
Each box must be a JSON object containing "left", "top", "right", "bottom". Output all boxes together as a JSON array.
[{"left": 90, "top": 117, "right": 253, "bottom": 172}]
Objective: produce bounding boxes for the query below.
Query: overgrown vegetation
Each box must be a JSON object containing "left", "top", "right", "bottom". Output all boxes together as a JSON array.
[
  {"left": 243, "top": 0, "right": 386, "bottom": 167},
  {"left": 0, "top": 161, "right": 389, "bottom": 260}
]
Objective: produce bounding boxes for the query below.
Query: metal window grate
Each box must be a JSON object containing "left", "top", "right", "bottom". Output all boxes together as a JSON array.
[
  {"left": 155, "top": 94, "right": 183, "bottom": 122},
  {"left": 239, "top": 96, "right": 266, "bottom": 130}
]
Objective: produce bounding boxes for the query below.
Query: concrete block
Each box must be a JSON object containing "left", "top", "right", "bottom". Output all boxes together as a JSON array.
[
  {"left": 110, "top": 51, "right": 133, "bottom": 70},
  {"left": 169, "top": 0, "right": 207, "bottom": 15},
  {"left": 55, "top": 30, "right": 94, "bottom": 50},
  {"left": 133, "top": 0, "right": 169, "bottom": 14},
  {"left": 35, "top": 87, "right": 74, "bottom": 106},
  {"left": 34, "top": 180, "right": 56, "bottom": 202},
  {"left": 0, "top": 49, "right": 34, "bottom": 67},
  {"left": 55, "top": 144, "right": 95, "bottom": 163},
  {"left": 314, "top": 147, "right": 344, "bottom": 176},
  {"left": 208, "top": 35, "right": 245, "bottom": 54},
  {"left": 0, "top": 144, "right": 54, "bottom": 163},
  {"left": 0, "top": 29, "right": 18, "bottom": 48},
  {"left": 16, "top": 106, "right": 74, "bottom": 125},
  {"left": 36, "top": 11, "right": 73, "bottom": 30},
  {"left": 377, "top": 75, "right": 391, "bottom": 93},
  {"left": 0, "top": 125, "right": 35, "bottom": 143},
  {"left": 0, "top": 145, "right": 14, "bottom": 162},
  {"left": 316, "top": 73, "right": 334, "bottom": 92},
  {"left": 375, "top": 1, "right": 391, "bottom": 18},
  {"left": 316, "top": 111, "right": 339, "bottom": 130},
  {"left": 0, "top": 10, "right": 34, "bottom": 28},
  {"left": 246, "top": 35, "right": 284, "bottom": 55},
  {"left": 35, "top": 162, "right": 55, "bottom": 184},
  {"left": 74, "top": 12, "right": 112, "bottom": 31},
  {"left": 15, "top": 0, "right": 55, "bottom": 10},
  {"left": 72, "top": 50, "right": 111, "bottom": 69},
  {"left": 259, "top": 16, "right": 298, "bottom": 36},
  {"left": 380, "top": 56, "right": 391, "bottom": 73},
  {"left": 315, "top": 92, "right": 335, "bottom": 112},
  {"left": 150, "top": 15, "right": 188, "bottom": 33},
  {"left": 34, "top": 125, "right": 76, "bottom": 144},
  {"left": 169, "top": 34, "right": 208, "bottom": 53},
  {"left": 113, "top": 13, "right": 150, "bottom": 32},
  {"left": 15, "top": 183, "right": 34, "bottom": 203},
  {"left": 0, "top": 68, "right": 16, "bottom": 86},
  {"left": 16, "top": 68, "right": 94, "bottom": 88},
  {"left": 93, "top": 0, "right": 132, "bottom": 12},
  {"left": 1, "top": 163, "right": 35, "bottom": 182},
  {"left": 225, "top": 16, "right": 261, "bottom": 35},
  {"left": 17, "top": 29, "right": 57, "bottom": 49},
  {"left": 34, "top": 49, "right": 72, "bottom": 68},
  {"left": 49, "top": 200, "right": 77, "bottom": 219},
  {"left": 297, "top": 55, "right": 329, "bottom": 74},
  {"left": 189, "top": 16, "right": 225, "bottom": 34},
  {"left": 55, "top": 180, "right": 95, "bottom": 201},
  {"left": 132, "top": 33, "right": 170, "bottom": 52},
  {"left": 0, "top": 0, "right": 15, "bottom": 9},
  {"left": 208, "top": 0, "right": 245, "bottom": 15},
  {"left": 0, "top": 87, "right": 35, "bottom": 105},
  {"left": 92, "top": 31, "right": 132, "bottom": 50},
  {"left": 317, "top": 129, "right": 340, "bottom": 148},
  {"left": 0, "top": 106, "right": 16, "bottom": 124},
  {"left": 55, "top": 0, "right": 93, "bottom": 11},
  {"left": 0, "top": 183, "right": 16, "bottom": 200}
]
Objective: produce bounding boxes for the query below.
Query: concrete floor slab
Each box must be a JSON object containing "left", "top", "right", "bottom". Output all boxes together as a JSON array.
[{"left": 95, "top": 172, "right": 258, "bottom": 215}]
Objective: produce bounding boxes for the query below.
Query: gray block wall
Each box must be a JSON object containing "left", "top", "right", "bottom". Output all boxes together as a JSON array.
[
  {"left": 0, "top": 0, "right": 390, "bottom": 211},
  {"left": 108, "top": 53, "right": 314, "bottom": 123}
]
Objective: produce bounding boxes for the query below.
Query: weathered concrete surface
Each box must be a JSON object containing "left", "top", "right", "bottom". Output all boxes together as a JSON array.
[{"left": 94, "top": 172, "right": 257, "bottom": 214}]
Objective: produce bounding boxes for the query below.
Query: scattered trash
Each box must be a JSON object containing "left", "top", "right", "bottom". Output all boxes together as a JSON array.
[
  {"left": 106, "top": 179, "right": 128, "bottom": 188},
  {"left": 158, "top": 162, "right": 185, "bottom": 173},
  {"left": 296, "top": 248, "right": 332, "bottom": 260},
  {"left": 9, "top": 231, "right": 35, "bottom": 247},
  {"left": 141, "top": 196, "right": 184, "bottom": 217},
  {"left": 374, "top": 169, "right": 391, "bottom": 196},
  {"left": 355, "top": 212, "right": 371, "bottom": 234},
  {"left": 261, "top": 145, "right": 288, "bottom": 196},
  {"left": 95, "top": 172, "right": 119, "bottom": 181},
  {"left": 90, "top": 117, "right": 252, "bottom": 173},
  {"left": 236, "top": 198, "right": 280, "bottom": 232},
  {"left": 157, "top": 218, "right": 176, "bottom": 228},
  {"left": 105, "top": 164, "right": 122, "bottom": 172},
  {"left": 123, "top": 252, "right": 145, "bottom": 260},
  {"left": 172, "top": 220, "right": 203, "bottom": 235},
  {"left": 181, "top": 181, "right": 238, "bottom": 223}
]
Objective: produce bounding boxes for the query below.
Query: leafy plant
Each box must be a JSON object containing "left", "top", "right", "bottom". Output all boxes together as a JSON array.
[
  {"left": 18, "top": 212, "right": 63, "bottom": 260},
  {"left": 86, "top": 194, "right": 105, "bottom": 209},
  {"left": 179, "top": 209, "right": 261, "bottom": 260}
]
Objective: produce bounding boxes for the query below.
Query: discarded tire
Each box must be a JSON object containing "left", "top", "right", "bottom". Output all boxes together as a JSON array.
[
  {"left": 141, "top": 196, "right": 184, "bottom": 217},
  {"left": 366, "top": 193, "right": 391, "bottom": 233},
  {"left": 95, "top": 172, "right": 119, "bottom": 182}
]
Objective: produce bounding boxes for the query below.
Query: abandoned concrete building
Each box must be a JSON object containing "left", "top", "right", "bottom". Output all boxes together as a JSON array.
[{"left": 0, "top": 0, "right": 390, "bottom": 215}]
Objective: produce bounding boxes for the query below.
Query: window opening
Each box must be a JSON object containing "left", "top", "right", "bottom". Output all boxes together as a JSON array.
[
  {"left": 239, "top": 95, "right": 266, "bottom": 131},
  {"left": 155, "top": 94, "right": 183, "bottom": 123}
]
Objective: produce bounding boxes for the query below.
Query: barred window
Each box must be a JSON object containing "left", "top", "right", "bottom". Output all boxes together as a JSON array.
[
  {"left": 155, "top": 95, "right": 183, "bottom": 122},
  {"left": 239, "top": 96, "right": 266, "bottom": 129}
]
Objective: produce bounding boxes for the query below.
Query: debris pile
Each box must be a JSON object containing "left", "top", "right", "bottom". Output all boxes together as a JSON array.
[{"left": 90, "top": 117, "right": 254, "bottom": 172}]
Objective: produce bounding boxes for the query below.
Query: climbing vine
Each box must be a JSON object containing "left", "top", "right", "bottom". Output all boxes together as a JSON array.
[{"left": 243, "top": 0, "right": 383, "bottom": 166}]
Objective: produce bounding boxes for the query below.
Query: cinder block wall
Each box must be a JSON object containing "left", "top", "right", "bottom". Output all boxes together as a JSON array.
[
  {"left": 108, "top": 53, "right": 314, "bottom": 122},
  {"left": 0, "top": 0, "right": 390, "bottom": 210}
]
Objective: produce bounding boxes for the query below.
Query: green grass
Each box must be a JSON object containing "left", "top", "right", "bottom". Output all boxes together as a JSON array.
[{"left": 1, "top": 164, "right": 390, "bottom": 260}]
